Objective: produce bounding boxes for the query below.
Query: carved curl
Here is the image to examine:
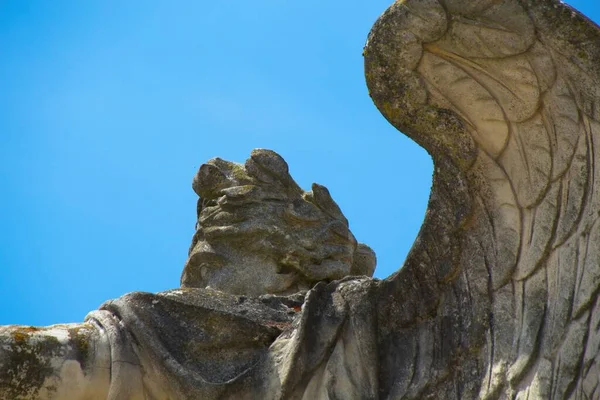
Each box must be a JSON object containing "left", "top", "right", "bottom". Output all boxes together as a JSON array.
[{"left": 181, "top": 149, "right": 376, "bottom": 295}]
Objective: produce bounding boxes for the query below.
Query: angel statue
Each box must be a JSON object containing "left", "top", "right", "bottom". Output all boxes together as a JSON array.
[{"left": 2, "top": 0, "right": 600, "bottom": 398}]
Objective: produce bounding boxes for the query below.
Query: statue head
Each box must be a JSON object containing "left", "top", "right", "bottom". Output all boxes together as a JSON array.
[{"left": 181, "top": 149, "right": 376, "bottom": 296}]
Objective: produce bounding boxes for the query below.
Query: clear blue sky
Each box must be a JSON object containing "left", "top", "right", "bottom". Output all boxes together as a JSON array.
[{"left": 1, "top": 1, "right": 598, "bottom": 325}]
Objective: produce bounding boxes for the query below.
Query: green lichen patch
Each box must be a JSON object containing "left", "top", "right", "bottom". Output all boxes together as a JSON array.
[
  {"left": 68, "top": 326, "right": 91, "bottom": 371},
  {"left": 0, "top": 328, "right": 63, "bottom": 399}
]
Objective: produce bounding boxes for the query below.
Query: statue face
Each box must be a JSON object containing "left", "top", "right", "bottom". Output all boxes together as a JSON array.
[
  {"left": 182, "top": 238, "right": 315, "bottom": 296},
  {"left": 180, "top": 149, "right": 376, "bottom": 296}
]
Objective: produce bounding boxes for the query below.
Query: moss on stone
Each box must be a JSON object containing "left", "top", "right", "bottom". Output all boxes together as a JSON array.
[
  {"left": 230, "top": 163, "right": 250, "bottom": 182},
  {"left": 68, "top": 326, "right": 91, "bottom": 371},
  {"left": 0, "top": 328, "right": 63, "bottom": 399}
]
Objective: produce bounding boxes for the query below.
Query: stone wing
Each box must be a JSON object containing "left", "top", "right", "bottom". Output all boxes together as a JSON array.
[{"left": 365, "top": 0, "right": 600, "bottom": 397}]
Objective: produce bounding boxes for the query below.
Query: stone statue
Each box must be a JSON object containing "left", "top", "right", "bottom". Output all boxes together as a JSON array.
[
  {"left": 2, "top": 0, "right": 600, "bottom": 398},
  {"left": 0, "top": 149, "right": 377, "bottom": 399},
  {"left": 182, "top": 150, "right": 376, "bottom": 295}
]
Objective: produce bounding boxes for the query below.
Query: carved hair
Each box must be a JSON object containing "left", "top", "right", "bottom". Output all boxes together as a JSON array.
[{"left": 181, "top": 149, "right": 376, "bottom": 289}]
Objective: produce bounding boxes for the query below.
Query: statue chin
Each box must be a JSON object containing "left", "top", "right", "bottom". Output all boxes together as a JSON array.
[{"left": 182, "top": 252, "right": 312, "bottom": 296}]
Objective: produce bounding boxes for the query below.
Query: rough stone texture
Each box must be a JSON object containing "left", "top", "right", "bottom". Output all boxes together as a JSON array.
[
  {"left": 0, "top": 150, "right": 377, "bottom": 399},
  {"left": 182, "top": 149, "right": 376, "bottom": 295},
  {"left": 1, "top": 0, "right": 600, "bottom": 398},
  {"left": 0, "top": 324, "right": 110, "bottom": 399},
  {"left": 364, "top": 0, "right": 600, "bottom": 398}
]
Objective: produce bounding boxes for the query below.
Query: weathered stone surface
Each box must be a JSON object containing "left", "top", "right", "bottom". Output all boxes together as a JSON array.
[
  {"left": 182, "top": 149, "right": 376, "bottom": 296},
  {"left": 0, "top": 324, "right": 110, "bottom": 399},
  {"left": 2, "top": 0, "right": 600, "bottom": 398},
  {"left": 364, "top": 0, "right": 600, "bottom": 398},
  {"left": 0, "top": 149, "right": 376, "bottom": 399}
]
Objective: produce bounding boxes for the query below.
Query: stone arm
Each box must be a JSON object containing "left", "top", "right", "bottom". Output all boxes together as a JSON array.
[
  {"left": 0, "top": 322, "right": 110, "bottom": 399},
  {"left": 0, "top": 288, "right": 305, "bottom": 400},
  {"left": 0, "top": 311, "right": 145, "bottom": 400}
]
